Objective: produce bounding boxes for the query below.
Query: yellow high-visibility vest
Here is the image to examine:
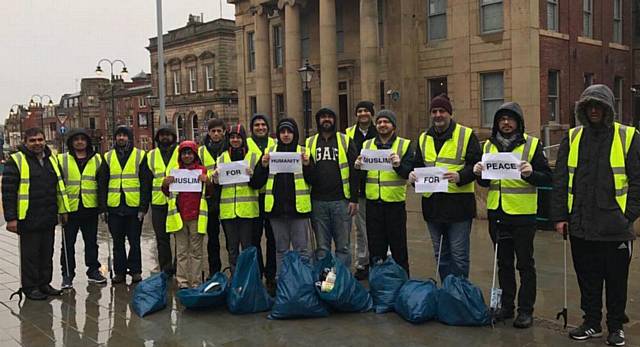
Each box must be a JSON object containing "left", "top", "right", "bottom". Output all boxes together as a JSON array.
[
  {"left": 247, "top": 137, "right": 275, "bottom": 193},
  {"left": 306, "top": 132, "right": 351, "bottom": 199},
  {"left": 484, "top": 134, "right": 539, "bottom": 215},
  {"left": 105, "top": 148, "right": 145, "bottom": 208},
  {"left": 418, "top": 123, "right": 475, "bottom": 198},
  {"left": 263, "top": 145, "right": 311, "bottom": 213},
  {"left": 147, "top": 146, "right": 179, "bottom": 206},
  {"left": 198, "top": 145, "right": 217, "bottom": 175},
  {"left": 11, "top": 152, "right": 70, "bottom": 220},
  {"left": 218, "top": 151, "right": 260, "bottom": 219},
  {"left": 166, "top": 184, "right": 209, "bottom": 234},
  {"left": 363, "top": 136, "right": 410, "bottom": 202},
  {"left": 567, "top": 122, "right": 635, "bottom": 213},
  {"left": 58, "top": 153, "right": 102, "bottom": 211}
]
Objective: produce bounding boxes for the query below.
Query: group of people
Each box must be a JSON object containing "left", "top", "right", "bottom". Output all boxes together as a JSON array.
[{"left": 2, "top": 83, "right": 634, "bottom": 346}]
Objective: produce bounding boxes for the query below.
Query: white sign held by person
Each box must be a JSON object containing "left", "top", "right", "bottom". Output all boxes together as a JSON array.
[
  {"left": 269, "top": 152, "right": 303, "bottom": 174},
  {"left": 414, "top": 167, "right": 449, "bottom": 193},
  {"left": 481, "top": 152, "right": 522, "bottom": 180},
  {"left": 360, "top": 149, "right": 394, "bottom": 171},
  {"left": 218, "top": 161, "right": 250, "bottom": 185},
  {"left": 169, "top": 169, "right": 203, "bottom": 192}
]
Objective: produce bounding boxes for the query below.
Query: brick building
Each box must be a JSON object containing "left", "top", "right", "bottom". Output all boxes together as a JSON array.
[
  {"left": 147, "top": 15, "right": 239, "bottom": 143},
  {"left": 229, "top": 0, "right": 635, "bottom": 143}
]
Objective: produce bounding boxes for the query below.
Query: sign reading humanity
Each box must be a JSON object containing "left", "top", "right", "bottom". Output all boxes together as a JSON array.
[{"left": 269, "top": 152, "right": 302, "bottom": 174}]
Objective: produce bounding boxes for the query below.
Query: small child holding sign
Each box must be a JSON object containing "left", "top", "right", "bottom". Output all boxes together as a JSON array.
[{"left": 162, "top": 141, "right": 212, "bottom": 289}]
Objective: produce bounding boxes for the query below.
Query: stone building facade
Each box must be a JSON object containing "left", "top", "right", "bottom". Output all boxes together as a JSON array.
[
  {"left": 147, "top": 16, "right": 239, "bottom": 143},
  {"left": 229, "top": 0, "right": 635, "bottom": 142}
]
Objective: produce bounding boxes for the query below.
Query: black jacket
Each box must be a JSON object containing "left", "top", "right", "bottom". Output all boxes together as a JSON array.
[
  {"left": 307, "top": 132, "right": 360, "bottom": 203},
  {"left": 412, "top": 120, "right": 482, "bottom": 223},
  {"left": 477, "top": 102, "right": 553, "bottom": 225},
  {"left": 551, "top": 84, "right": 640, "bottom": 241},
  {"left": 2, "top": 145, "right": 60, "bottom": 232}
]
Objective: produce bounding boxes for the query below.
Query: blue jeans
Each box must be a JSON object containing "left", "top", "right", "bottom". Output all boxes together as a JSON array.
[
  {"left": 427, "top": 220, "right": 472, "bottom": 281},
  {"left": 311, "top": 199, "right": 352, "bottom": 267}
]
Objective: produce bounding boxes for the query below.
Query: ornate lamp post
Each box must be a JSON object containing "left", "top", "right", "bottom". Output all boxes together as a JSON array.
[{"left": 298, "top": 60, "right": 315, "bottom": 139}]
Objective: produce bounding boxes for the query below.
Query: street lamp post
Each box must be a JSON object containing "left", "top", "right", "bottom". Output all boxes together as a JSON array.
[
  {"left": 29, "top": 94, "right": 54, "bottom": 130},
  {"left": 298, "top": 60, "right": 315, "bottom": 139},
  {"left": 96, "top": 58, "right": 128, "bottom": 138},
  {"left": 9, "top": 104, "right": 23, "bottom": 148}
]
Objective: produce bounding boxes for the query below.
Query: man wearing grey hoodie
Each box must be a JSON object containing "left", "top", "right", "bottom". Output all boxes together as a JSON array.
[{"left": 552, "top": 84, "right": 639, "bottom": 346}]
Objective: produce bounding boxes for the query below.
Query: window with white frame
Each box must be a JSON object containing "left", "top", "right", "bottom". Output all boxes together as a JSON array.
[
  {"left": 547, "top": 0, "right": 559, "bottom": 31},
  {"left": 548, "top": 70, "right": 560, "bottom": 122},
  {"left": 205, "top": 64, "right": 214, "bottom": 91},
  {"left": 583, "top": 0, "right": 593, "bottom": 38},
  {"left": 173, "top": 70, "right": 181, "bottom": 95},
  {"left": 273, "top": 25, "right": 283, "bottom": 68},
  {"left": 480, "top": 0, "right": 503, "bottom": 34},
  {"left": 189, "top": 67, "right": 197, "bottom": 93},
  {"left": 428, "top": 0, "right": 447, "bottom": 41},
  {"left": 614, "top": 77, "right": 623, "bottom": 120},
  {"left": 481, "top": 72, "right": 504, "bottom": 127},
  {"left": 138, "top": 96, "right": 146, "bottom": 108},
  {"left": 613, "top": 0, "right": 622, "bottom": 43}
]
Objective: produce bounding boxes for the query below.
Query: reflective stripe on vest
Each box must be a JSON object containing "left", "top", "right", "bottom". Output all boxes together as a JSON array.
[
  {"left": 484, "top": 134, "right": 539, "bottom": 215},
  {"left": 198, "top": 146, "right": 217, "bottom": 175},
  {"left": 58, "top": 153, "right": 102, "bottom": 211},
  {"left": 165, "top": 184, "right": 209, "bottom": 234},
  {"left": 218, "top": 151, "right": 260, "bottom": 219},
  {"left": 306, "top": 132, "right": 351, "bottom": 199},
  {"left": 363, "top": 137, "right": 410, "bottom": 202},
  {"left": 105, "top": 148, "right": 144, "bottom": 208},
  {"left": 11, "top": 152, "right": 70, "bottom": 220},
  {"left": 147, "top": 146, "right": 179, "bottom": 205},
  {"left": 567, "top": 122, "right": 635, "bottom": 213},
  {"left": 419, "top": 123, "right": 474, "bottom": 197},
  {"left": 263, "top": 145, "right": 311, "bottom": 213}
]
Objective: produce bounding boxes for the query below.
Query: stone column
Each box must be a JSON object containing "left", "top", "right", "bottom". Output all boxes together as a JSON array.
[
  {"left": 359, "top": 0, "right": 379, "bottom": 103},
  {"left": 254, "top": 5, "right": 272, "bottom": 117},
  {"left": 281, "top": 0, "right": 303, "bottom": 128},
  {"left": 319, "top": 0, "right": 338, "bottom": 110}
]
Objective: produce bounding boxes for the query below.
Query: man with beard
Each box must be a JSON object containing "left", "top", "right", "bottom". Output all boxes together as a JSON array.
[
  {"left": 246, "top": 114, "right": 277, "bottom": 290},
  {"left": 98, "top": 126, "right": 150, "bottom": 284},
  {"left": 199, "top": 118, "right": 226, "bottom": 277},
  {"left": 2, "top": 127, "right": 70, "bottom": 300},
  {"left": 306, "top": 108, "right": 359, "bottom": 267},
  {"left": 58, "top": 128, "right": 107, "bottom": 289},
  {"left": 345, "top": 101, "right": 377, "bottom": 280},
  {"left": 143, "top": 125, "right": 179, "bottom": 275}
]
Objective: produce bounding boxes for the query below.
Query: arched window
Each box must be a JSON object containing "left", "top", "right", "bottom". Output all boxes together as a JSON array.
[
  {"left": 175, "top": 114, "right": 186, "bottom": 141},
  {"left": 191, "top": 114, "right": 200, "bottom": 141}
]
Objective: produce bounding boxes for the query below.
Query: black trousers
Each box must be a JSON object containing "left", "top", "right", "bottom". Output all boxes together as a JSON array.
[
  {"left": 571, "top": 235, "right": 633, "bottom": 331},
  {"left": 151, "top": 205, "right": 174, "bottom": 274},
  {"left": 489, "top": 220, "right": 537, "bottom": 314},
  {"left": 61, "top": 214, "right": 101, "bottom": 278},
  {"left": 19, "top": 226, "right": 55, "bottom": 291},
  {"left": 366, "top": 200, "right": 409, "bottom": 275},
  {"left": 252, "top": 194, "right": 276, "bottom": 280},
  {"left": 107, "top": 214, "right": 142, "bottom": 276},
  {"left": 207, "top": 209, "right": 222, "bottom": 276}
]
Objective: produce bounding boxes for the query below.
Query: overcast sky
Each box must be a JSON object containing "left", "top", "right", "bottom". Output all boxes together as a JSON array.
[{"left": 0, "top": 0, "right": 235, "bottom": 122}]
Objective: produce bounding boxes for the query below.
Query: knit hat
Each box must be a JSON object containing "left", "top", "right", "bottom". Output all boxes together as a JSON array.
[
  {"left": 355, "top": 101, "right": 375, "bottom": 116},
  {"left": 375, "top": 109, "right": 397, "bottom": 128},
  {"left": 430, "top": 94, "right": 453, "bottom": 115},
  {"left": 278, "top": 119, "right": 296, "bottom": 133}
]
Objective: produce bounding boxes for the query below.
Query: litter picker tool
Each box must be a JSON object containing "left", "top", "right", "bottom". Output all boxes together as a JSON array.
[
  {"left": 435, "top": 234, "right": 444, "bottom": 282},
  {"left": 556, "top": 224, "right": 568, "bottom": 329},
  {"left": 61, "top": 224, "right": 72, "bottom": 292},
  {"left": 489, "top": 238, "right": 502, "bottom": 327},
  {"left": 9, "top": 235, "right": 23, "bottom": 304}
]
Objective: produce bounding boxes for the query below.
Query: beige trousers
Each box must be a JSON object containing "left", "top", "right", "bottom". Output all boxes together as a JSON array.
[{"left": 175, "top": 219, "right": 204, "bottom": 288}]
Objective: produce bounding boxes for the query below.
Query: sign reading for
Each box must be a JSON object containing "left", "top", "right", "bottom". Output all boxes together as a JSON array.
[
  {"left": 481, "top": 152, "right": 522, "bottom": 180},
  {"left": 169, "top": 169, "right": 202, "bottom": 192},
  {"left": 360, "top": 149, "right": 394, "bottom": 171},
  {"left": 218, "top": 161, "right": 250, "bottom": 185},
  {"left": 414, "top": 167, "right": 448, "bottom": 193},
  {"left": 269, "top": 152, "right": 302, "bottom": 174}
]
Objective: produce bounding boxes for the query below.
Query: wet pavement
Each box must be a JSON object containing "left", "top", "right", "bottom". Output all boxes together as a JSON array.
[{"left": 0, "top": 193, "right": 638, "bottom": 346}]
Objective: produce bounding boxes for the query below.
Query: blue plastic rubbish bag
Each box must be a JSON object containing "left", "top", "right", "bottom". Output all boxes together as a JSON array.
[
  {"left": 131, "top": 272, "right": 168, "bottom": 317},
  {"left": 269, "top": 251, "right": 329, "bottom": 319},
  {"left": 314, "top": 253, "right": 372, "bottom": 312},
  {"left": 437, "top": 275, "right": 490, "bottom": 326},
  {"left": 368, "top": 257, "right": 409, "bottom": 314},
  {"left": 394, "top": 279, "right": 439, "bottom": 323},
  {"left": 176, "top": 272, "right": 228, "bottom": 310},
  {"left": 227, "top": 247, "right": 274, "bottom": 314}
]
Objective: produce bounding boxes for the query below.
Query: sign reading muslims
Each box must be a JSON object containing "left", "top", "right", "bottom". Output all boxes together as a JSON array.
[
  {"left": 360, "top": 149, "right": 394, "bottom": 171},
  {"left": 169, "top": 169, "right": 203, "bottom": 192}
]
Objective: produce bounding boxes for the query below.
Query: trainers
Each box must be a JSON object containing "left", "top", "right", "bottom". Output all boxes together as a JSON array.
[
  {"left": 61, "top": 277, "right": 73, "bottom": 289},
  {"left": 513, "top": 312, "right": 534, "bottom": 329},
  {"left": 131, "top": 273, "right": 143, "bottom": 283},
  {"left": 354, "top": 267, "right": 369, "bottom": 281},
  {"left": 569, "top": 324, "right": 603, "bottom": 340},
  {"left": 112, "top": 274, "right": 126, "bottom": 284},
  {"left": 606, "top": 330, "right": 625, "bottom": 346},
  {"left": 88, "top": 272, "right": 107, "bottom": 284}
]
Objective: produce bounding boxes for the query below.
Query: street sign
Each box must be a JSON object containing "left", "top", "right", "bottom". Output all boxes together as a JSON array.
[
  {"left": 59, "top": 125, "right": 67, "bottom": 134},
  {"left": 57, "top": 115, "right": 68, "bottom": 124}
]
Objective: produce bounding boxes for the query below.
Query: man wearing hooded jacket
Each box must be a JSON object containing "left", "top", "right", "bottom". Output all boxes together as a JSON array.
[
  {"left": 58, "top": 128, "right": 107, "bottom": 289},
  {"left": 98, "top": 126, "right": 150, "bottom": 284},
  {"left": 474, "top": 102, "right": 552, "bottom": 328},
  {"left": 142, "top": 125, "right": 179, "bottom": 275},
  {"left": 552, "top": 84, "right": 639, "bottom": 346}
]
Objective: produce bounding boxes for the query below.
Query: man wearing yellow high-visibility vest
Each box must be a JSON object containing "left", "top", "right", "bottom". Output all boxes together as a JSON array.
[
  {"left": 552, "top": 84, "right": 640, "bottom": 346},
  {"left": 355, "top": 110, "right": 413, "bottom": 274},
  {"left": 98, "top": 126, "right": 150, "bottom": 284},
  {"left": 2, "top": 127, "right": 70, "bottom": 300},
  {"left": 408, "top": 94, "right": 481, "bottom": 279},
  {"left": 473, "top": 102, "right": 552, "bottom": 329},
  {"left": 58, "top": 128, "right": 107, "bottom": 290},
  {"left": 142, "top": 125, "right": 179, "bottom": 276}
]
